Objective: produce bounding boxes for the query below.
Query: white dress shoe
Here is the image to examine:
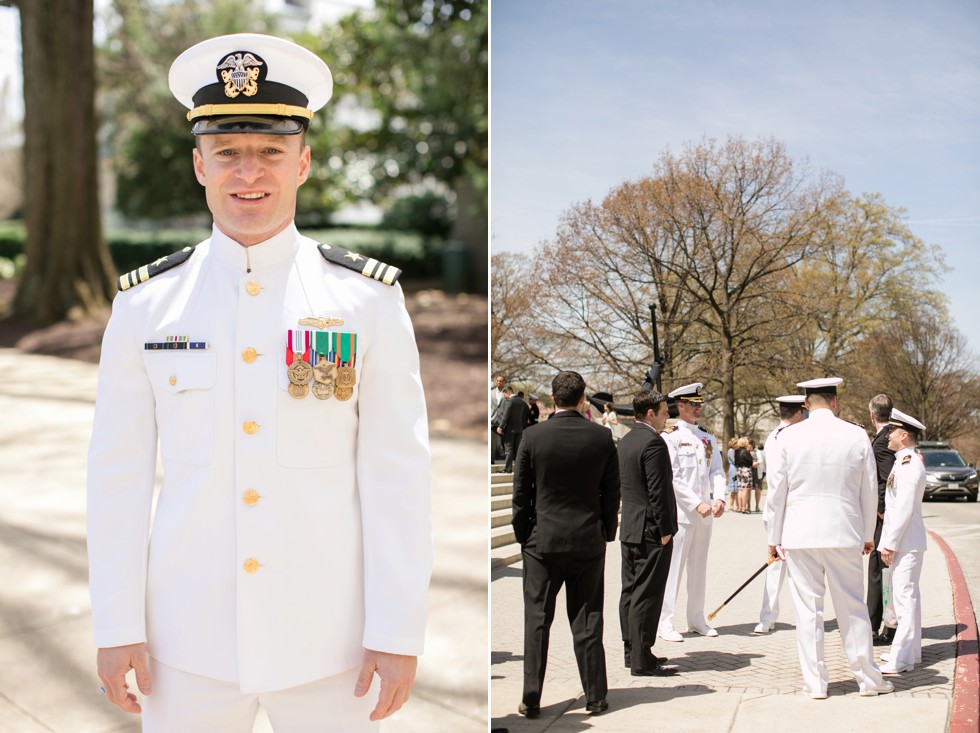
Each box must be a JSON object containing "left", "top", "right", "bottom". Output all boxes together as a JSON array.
[
  {"left": 880, "top": 662, "right": 914, "bottom": 675},
  {"left": 881, "top": 653, "right": 921, "bottom": 664},
  {"left": 860, "top": 680, "right": 895, "bottom": 696},
  {"left": 752, "top": 622, "right": 774, "bottom": 634},
  {"left": 689, "top": 625, "right": 718, "bottom": 637},
  {"left": 659, "top": 628, "right": 684, "bottom": 642}
]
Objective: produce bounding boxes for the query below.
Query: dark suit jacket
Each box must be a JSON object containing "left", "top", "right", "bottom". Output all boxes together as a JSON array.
[
  {"left": 511, "top": 410, "right": 620, "bottom": 552},
  {"left": 500, "top": 395, "right": 529, "bottom": 436},
  {"left": 618, "top": 423, "right": 678, "bottom": 544},
  {"left": 872, "top": 427, "right": 896, "bottom": 515}
]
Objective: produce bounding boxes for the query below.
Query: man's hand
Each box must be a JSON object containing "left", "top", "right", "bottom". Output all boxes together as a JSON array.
[
  {"left": 711, "top": 499, "right": 725, "bottom": 518},
  {"left": 660, "top": 534, "right": 672, "bottom": 546},
  {"left": 696, "top": 502, "right": 712, "bottom": 518},
  {"left": 97, "top": 643, "right": 151, "bottom": 714},
  {"left": 862, "top": 541, "right": 875, "bottom": 556},
  {"left": 354, "top": 649, "right": 417, "bottom": 722},
  {"left": 768, "top": 544, "right": 779, "bottom": 561},
  {"left": 880, "top": 548, "right": 894, "bottom": 566},
  {"left": 496, "top": 427, "right": 503, "bottom": 435}
]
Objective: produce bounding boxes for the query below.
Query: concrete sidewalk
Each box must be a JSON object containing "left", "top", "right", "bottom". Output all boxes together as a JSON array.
[
  {"left": 0, "top": 348, "right": 487, "bottom": 732},
  {"left": 492, "top": 508, "right": 958, "bottom": 732}
]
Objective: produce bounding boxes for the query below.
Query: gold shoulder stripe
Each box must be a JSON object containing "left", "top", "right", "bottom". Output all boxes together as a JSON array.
[
  {"left": 117, "top": 246, "right": 195, "bottom": 292},
  {"left": 662, "top": 425, "right": 678, "bottom": 434},
  {"left": 318, "top": 243, "right": 401, "bottom": 286},
  {"left": 902, "top": 455, "right": 912, "bottom": 464}
]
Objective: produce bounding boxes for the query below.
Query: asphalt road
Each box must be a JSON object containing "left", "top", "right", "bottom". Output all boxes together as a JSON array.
[{"left": 922, "top": 499, "right": 980, "bottom": 609}]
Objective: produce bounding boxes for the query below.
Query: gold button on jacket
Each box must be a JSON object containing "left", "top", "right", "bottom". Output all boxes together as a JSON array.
[
  {"left": 246, "top": 280, "right": 261, "bottom": 296},
  {"left": 243, "top": 558, "right": 260, "bottom": 574},
  {"left": 243, "top": 421, "right": 259, "bottom": 435},
  {"left": 243, "top": 489, "right": 260, "bottom": 506},
  {"left": 242, "top": 347, "right": 258, "bottom": 363}
]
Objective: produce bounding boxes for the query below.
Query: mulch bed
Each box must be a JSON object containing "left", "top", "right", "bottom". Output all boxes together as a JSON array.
[{"left": 0, "top": 280, "right": 487, "bottom": 440}]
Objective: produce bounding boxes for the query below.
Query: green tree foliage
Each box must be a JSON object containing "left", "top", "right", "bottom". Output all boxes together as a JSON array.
[{"left": 301, "top": 0, "right": 487, "bottom": 278}]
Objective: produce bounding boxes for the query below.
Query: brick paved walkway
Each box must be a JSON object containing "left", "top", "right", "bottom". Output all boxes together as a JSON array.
[{"left": 492, "top": 508, "right": 955, "bottom": 730}]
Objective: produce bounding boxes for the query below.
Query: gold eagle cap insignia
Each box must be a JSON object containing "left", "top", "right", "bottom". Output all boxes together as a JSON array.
[{"left": 216, "top": 51, "right": 264, "bottom": 98}]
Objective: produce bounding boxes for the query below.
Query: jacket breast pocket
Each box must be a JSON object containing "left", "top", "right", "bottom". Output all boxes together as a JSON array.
[
  {"left": 144, "top": 353, "right": 216, "bottom": 466},
  {"left": 677, "top": 449, "right": 698, "bottom": 469},
  {"left": 275, "top": 364, "right": 356, "bottom": 468}
]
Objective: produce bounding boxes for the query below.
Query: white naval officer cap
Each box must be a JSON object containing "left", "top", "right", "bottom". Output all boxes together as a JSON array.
[
  {"left": 795, "top": 376, "right": 843, "bottom": 396},
  {"left": 889, "top": 408, "right": 926, "bottom": 434},
  {"left": 775, "top": 395, "right": 806, "bottom": 404},
  {"left": 169, "top": 33, "right": 333, "bottom": 135},
  {"left": 668, "top": 382, "right": 705, "bottom": 403}
]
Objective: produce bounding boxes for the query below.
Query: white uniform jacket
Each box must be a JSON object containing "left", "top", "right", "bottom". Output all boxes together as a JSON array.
[
  {"left": 761, "top": 422, "right": 790, "bottom": 527},
  {"left": 766, "top": 409, "right": 876, "bottom": 550},
  {"left": 87, "top": 225, "right": 433, "bottom": 693},
  {"left": 878, "top": 448, "right": 927, "bottom": 553},
  {"left": 662, "top": 420, "right": 727, "bottom": 525}
]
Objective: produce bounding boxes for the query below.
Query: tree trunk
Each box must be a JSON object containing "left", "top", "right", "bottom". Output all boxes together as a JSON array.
[
  {"left": 719, "top": 342, "right": 736, "bottom": 454},
  {"left": 450, "top": 174, "right": 487, "bottom": 294},
  {"left": 12, "top": 0, "right": 115, "bottom": 324}
]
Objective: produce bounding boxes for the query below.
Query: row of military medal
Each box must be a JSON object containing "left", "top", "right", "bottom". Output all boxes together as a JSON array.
[{"left": 286, "top": 329, "right": 357, "bottom": 401}]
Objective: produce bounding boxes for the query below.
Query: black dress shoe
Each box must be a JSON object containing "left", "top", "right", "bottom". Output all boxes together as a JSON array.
[
  {"left": 518, "top": 702, "right": 540, "bottom": 719},
  {"left": 585, "top": 699, "right": 608, "bottom": 714},
  {"left": 626, "top": 652, "right": 668, "bottom": 667},
  {"left": 631, "top": 662, "right": 679, "bottom": 677}
]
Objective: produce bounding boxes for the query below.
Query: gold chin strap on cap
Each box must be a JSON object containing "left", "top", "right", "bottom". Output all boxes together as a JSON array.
[{"left": 187, "top": 103, "right": 314, "bottom": 121}]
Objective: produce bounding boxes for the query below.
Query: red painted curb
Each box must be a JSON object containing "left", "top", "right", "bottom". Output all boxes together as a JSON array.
[{"left": 928, "top": 530, "right": 979, "bottom": 733}]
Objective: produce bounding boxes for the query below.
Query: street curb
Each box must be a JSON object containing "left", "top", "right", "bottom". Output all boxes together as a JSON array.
[{"left": 928, "top": 529, "right": 979, "bottom": 733}]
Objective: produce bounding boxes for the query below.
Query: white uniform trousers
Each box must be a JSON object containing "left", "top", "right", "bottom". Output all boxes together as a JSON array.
[
  {"left": 784, "top": 548, "right": 885, "bottom": 696},
  {"left": 758, "top": 558, "right": 787, "bottom": 627},
  {"left": 141, "top": 658, "right": 381, "bottom": 733},
  {"left": 658, "top": 520, "right": 712, "bottom": 633},
  {"left": 888, "top": 551, "right": 923, "bottom": 666}
]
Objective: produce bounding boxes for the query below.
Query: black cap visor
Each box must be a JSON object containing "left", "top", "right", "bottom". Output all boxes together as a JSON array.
[{"left": 192, "top": 115, "right": 306, "bottom": 135}]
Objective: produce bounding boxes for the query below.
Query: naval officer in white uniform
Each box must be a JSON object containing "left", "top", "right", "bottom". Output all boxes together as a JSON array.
[
  {"left": 753, "top": 394, "right": 806, "bottom": 634},
  {"left": 877, "top": 408, "right": 928, "bottom": 674},
  {"left": 766, "top": 377, "right": 891, "bottom": 698},
  {"left": 87, "top": 34, "right": 432, "bottom": 731},
  {"left": 657, "top": 383, "right": 727, "bottom": 642}
]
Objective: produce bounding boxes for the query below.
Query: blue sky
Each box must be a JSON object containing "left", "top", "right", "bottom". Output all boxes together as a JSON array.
[{"left": 491, "top": 0, "right": 980, "bottom": 354}]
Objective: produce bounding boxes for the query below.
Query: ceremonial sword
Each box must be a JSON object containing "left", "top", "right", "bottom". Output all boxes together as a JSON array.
[{"left": 707, "top": 552, "right": 782, "bottom": 622}]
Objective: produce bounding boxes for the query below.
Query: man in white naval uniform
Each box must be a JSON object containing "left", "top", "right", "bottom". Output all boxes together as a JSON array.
[
  {"left": 87, "top": 34, "right": 432, "bottom": 731},
  {"left": 766, "top": 377, "right": 891, "bottom": 699},
  {"left": 657, "top": 383, "right": 727, "bottom": 642},
  {"left": 877, "top": 408, "right": 928, "bottom": 674},
  {"left": 753, "top": 394, "right": 805, "bottom": 634}
]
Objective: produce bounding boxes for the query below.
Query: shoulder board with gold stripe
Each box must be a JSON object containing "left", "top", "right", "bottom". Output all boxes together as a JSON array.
[
  {"left": 902, "top": 455, "right": 912, "bottom": 465},
  {"left": 317, "top": 243, "right": 401, "bottom": 286},
  {"left": 118, "top": 247, "right": 195, "bottom": 292},
  {"left": 662, "top": 425, "right": 678, "bottom": 434}
]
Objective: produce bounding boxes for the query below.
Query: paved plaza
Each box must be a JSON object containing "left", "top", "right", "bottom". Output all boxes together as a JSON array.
[{"left": 492, "top": 506, "right": 960, "bottom": 732}]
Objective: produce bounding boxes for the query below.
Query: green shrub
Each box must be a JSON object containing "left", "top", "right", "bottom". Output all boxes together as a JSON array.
[{"left": 0, "top": 222, "right": 442, "bottom": 282}]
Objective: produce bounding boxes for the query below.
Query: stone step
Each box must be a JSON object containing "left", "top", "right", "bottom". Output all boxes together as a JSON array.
[
  {"left": 491, "top": 524, "right": 516, "bottom": 549},
  {"left": 491, "top": 482, "right": 511, "bottom": 497},
  {"left": 491, "top": 472, "right": 512, "bottom": 485},
  {"left": 491, "top": 508, "right": 511, "bottom": 529},
  {"left": 491, "top": 496, "right": 511, "bottom": 512},
  {"left": 491, "top": 542, "right": 522, "bottom": 569}
]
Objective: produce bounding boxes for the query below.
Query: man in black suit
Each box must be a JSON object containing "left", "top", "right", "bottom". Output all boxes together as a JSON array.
[
  {"left": 512, "top": 371, "right": 620, "bottom": 718},
  {"left": 618, "top": 390, "right": 679, "bottom": 676},
  {"left": 497, "top": 387, "right": 529, "bottom": 473},
  {"left": 867, "top": 393, "right": 897, "bottom": 644}
]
